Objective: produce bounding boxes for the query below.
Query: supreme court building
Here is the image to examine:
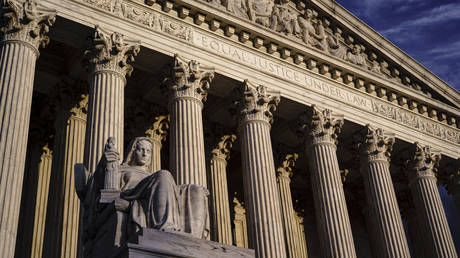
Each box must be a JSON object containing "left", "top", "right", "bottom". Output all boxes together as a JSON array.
[{"left": 1, "top": 0, "right": 459, "bottom": 257}]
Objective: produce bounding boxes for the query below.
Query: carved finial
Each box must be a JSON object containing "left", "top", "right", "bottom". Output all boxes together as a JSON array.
[
  {"left": 145, "top": 115, "right": 169, "bottom": 143},
  {"left": 234, "top": 80, "right": 280, "bottom": 125},
  {"left": 297, "top": 105, "right": 344, "bottom": 146},
  {"left": 163, "top": 54, "right": 215, "bottom": 103},
  {"left": 406, "top": 142, "right": 441, "bottom": 184},
  {"left": 277, "top": 153, "right": 298, "bottom": 179},
  {"left": 0, "top": 0, "right": 56, "bottom": 51},
  {"left": 357, "top": 125, "right": 395, "bottom": 163},
  {"left": 85, "top": 25, "right": 140, "bottom": 78},
  {"left": 211, "top": 134, "right": 237, "bottom": 160}
]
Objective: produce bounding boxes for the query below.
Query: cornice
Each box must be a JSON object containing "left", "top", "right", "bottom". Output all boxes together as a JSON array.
[{"left": 310, "top": 0, "right": 460, "bottom": 108}]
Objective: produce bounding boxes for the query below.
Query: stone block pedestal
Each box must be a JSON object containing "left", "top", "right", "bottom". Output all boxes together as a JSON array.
[{"left": 128, "top": 228, "right": 255, "bottom": 258}]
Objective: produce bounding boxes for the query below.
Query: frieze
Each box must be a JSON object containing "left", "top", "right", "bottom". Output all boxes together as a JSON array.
[
  {"left": 73, "top": 0, "right": 460, "bottom": 145},
  {"left": 81, "top": 0, "right": 192, "bottom": 41}
]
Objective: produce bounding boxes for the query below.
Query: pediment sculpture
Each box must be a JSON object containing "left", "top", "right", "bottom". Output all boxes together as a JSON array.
[{"left": 75, "top": 137, "right": 210, "bottom": 251}]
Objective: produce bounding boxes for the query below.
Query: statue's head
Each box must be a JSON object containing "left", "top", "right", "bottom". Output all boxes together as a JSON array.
[{"left": 123, "top": 137, "right": 153, "bottom": 170}]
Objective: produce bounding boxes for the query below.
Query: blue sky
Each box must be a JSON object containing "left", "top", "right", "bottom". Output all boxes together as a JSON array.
[{"left": 335, "top": 0, "right": 460, "bottom": 92}]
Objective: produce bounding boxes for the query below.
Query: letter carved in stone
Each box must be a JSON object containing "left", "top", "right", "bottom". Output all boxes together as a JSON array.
[
  {"left": 0, "top": 0, "right": 56, "bottom": 50},
  {"left": 85, "top": 26, "right": 140, "bottom": 78},
  {"left": 357, "top": 125, "right": 395, "bottom": 163},
  {"left": 163, "top": 54, "right": 215, "bottom": 104},
  {"left": 297, "top": 105, "right": 344, "bottom": 146},
  {"left": 234, "top": 80, "right": 280, "bottom": 125}
]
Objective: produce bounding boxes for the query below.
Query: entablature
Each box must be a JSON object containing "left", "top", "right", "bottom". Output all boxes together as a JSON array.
[{"left": 41, "top": 0, "right": 460, "bottom": 158}]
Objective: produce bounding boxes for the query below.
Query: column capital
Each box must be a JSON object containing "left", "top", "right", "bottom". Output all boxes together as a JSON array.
[
  {"left": 51, "top": 78, "right": 88, "bottom": 120},
  {"left": 357, "top": 125, "right": 395, "bottom": 164},
  {"left": 85, "top": 25, "right": 140, "bottom": 78},
  {"left": 210, "top": 134, "right": 236, "bottom": 161},
  {"left": 163, "top": 54, "right": 215, "bottom": 104},
  {"left": 145, "top": 115, "right": 169, "bottom": 144},
  {"left": 297, "top": 105, "right": 344, "bottom": 146},
  {"left": 0, "top": 0, "right": 56, "bottom": 52},
  {"left": 234, "top": 80, "right": 280, "bottom": 126},
  {"left": 406, "top": 143, "right": 441, "bottom": 183},
  {"left": 276, "top": 153, "right": 298, "bottom": 180}
]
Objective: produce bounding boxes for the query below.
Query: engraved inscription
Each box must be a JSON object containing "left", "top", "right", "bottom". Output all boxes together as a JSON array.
[{"left": 193, "top": 32, "right": 371, "bottom": 110}]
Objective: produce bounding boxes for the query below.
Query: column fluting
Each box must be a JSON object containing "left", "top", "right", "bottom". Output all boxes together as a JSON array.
[
  {"left": 30, "top": 145, "right": 53, "bottom": 258},
  {"left": 209, "top": 134, "right": 236, "bottom": 245},
  {"left": 83, "top": 26, "right": 140, "bottom": 174},
  {"left": 406, "top": 143, "right": 458, "bottom": 258},
  {"left": 0, "top": 1, "right": 55, "bottom": 256},
  {"left": 235, "top": 81, "right": 286, "bottom": 258},
  {"left": 294, "top": 212, "right": 308, "bottom": 258},
  {"left": 297, "top": 105, "right": 356, "bottom": 258},
  {"left": 43, "top": 91, "right": 88, "bottom": 258},
  {"left": 164, "top": 54, "right": 214, "bottom": 186},
  {"left": 145, "top": 115, "right": 169, "bottom": 172},
  {"left": 357, "top": 125, "right": 410, "bottom": 258},
  {"left": 277, "top": 153, "right": 301, "bottom": 258}
]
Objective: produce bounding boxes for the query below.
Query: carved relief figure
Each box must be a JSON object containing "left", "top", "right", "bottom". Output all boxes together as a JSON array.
[
  {"left": 76, "top": 137, "right": 210, "bottom": 241},
  {"left": 269, "top": 0, "right": 299, "bottom": 36},
  {"left": 248, "top": 0, "right": 274, "bottom": 27},
  {"left": 223, "top": 0, "right": 250, "bottom": 19},
  {"left": 326, "top": 30, "right": 347, "bottom": 60},
  {"left": 347, "top": 45, "right": 367, "bottom": 68},
  {"left": 298, "top": 9, "right": 326, "bottom": 50}
]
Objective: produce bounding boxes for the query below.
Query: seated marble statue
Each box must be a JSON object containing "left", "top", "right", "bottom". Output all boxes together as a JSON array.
[{"left": 77, "top": 137, "right": 209, "bottom": 242}]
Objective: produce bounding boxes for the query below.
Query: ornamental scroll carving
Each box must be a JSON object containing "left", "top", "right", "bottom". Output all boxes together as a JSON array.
[
  {"left": 163, "top": 54, "right": 215, "bottom": 103},
  {"left": 85, "top": 26, "right": 140, "bottom": 77},
  {"left": 81, "top": 0, "right": 192, "bottom": 41},
  {"left": 0, "top": 0, "right": 56, "bottom": 50},
  {"left": 371, "top": 100, "right": 460, "bottom": 144},
  {"left": 406, "top": 143, "right": 441, "bottom": 184},
  {"left": 233, "top": 80, "right": 280, "bottom": 125},
  {"left": 276, "top": 153, "right": 298, "bottom": 180},
  {"left": 211, "top": 134, "right": 237, "bottom": 160},
  {"left": 357, "top": 125, "right": 395, "bottom": 163},
  {"left": 297, "top": 105, "right": 344, "bottom": 146}
]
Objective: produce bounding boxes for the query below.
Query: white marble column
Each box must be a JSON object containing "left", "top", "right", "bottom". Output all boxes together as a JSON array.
[
  {"left": 277, "top": 153, "right": 301, "bottom": 258},
  {"left": 145, "top": 115, "right": 169, "bottom": 172},
  {"left": 294, "top": 212, "right": 308, "bottom": 258},
  {"left": 232, "top": 197, "right": 248, "bottom": 248},
  {"left": 30, "top": 145, "right": 53, "bottom": 258},
  {"left": 297, "top": 105, "right": 356, "bottom": 258},
  {"left": 164, "top": 54, "right": 214, "bottom": 186},
  {"left": 235, "top": 81, "right": 286, "bottom": 258},
  {"left": 0, "top": 1, "right": 55, "bottom": 256},
  {"left": 357, "top": 125, "right": 410, "bottom": 258},
  {"left": 406, "top": 143, "right": 458, "bottom": 258},
  {"left": 83, "top": 26, "right": 140, "bottom": 174},
  {"left": 44, "top": 91, "right": 88, "bottom": 258},
  {"left": 209, "top": 134, "right": 236, "bottom": 244}
]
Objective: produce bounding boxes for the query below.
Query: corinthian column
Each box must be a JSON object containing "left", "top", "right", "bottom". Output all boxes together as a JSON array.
[
  {"left": 234, "top": 81, "right": 286, "bottom": 258},
  {"left": 232, "top": 197, "right": 248, "bottom": 248},
  {"left": 406, "top": 143, "right": 457, "bottom": 258},
  {"left": 164, "top": 54, "right": 214, "bottom": 186},
  {"left": 209, "top": 134, "right": 236, "bottom": 244},
  {"left": 357, "top": 125, "right": 410, "bottom": 258},
  {"left": 83, "top": 26, "right": 140, "bottom": 174},
  {"left": 294, "top": 212, "right": 308, "bottom": 258},
  {"left": 277, "top": 153, "right": 301, "bottom": 258},
  {"left": 145, "top": 115, "right": 169, "bottom": 172},
  {"left": 0, "top": 1, "right": 55, "bottom": 256},
  {"left": 43, "top": 85, "right": 88, "bottom": 258},
  {"left": 297, "top": 105, "right": 356, "bottom": 258}
]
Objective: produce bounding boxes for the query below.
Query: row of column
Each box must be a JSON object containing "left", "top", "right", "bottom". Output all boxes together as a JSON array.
[{"left": 0, "top": 1, "right": 459, "bottom": 257}]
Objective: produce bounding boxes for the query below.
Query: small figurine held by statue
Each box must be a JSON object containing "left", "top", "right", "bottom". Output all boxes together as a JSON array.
[{"left": 75, "top": 137, "right": 210, "bottom": 256}]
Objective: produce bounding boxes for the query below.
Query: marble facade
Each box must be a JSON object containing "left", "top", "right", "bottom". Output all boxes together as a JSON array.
[{"left": 0, "top": 0, "right": 459, "bottom": 257}]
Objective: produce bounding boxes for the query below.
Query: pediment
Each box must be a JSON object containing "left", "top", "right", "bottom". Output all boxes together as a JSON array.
[{"left": 194, "top": 0, "right": 460, "bottom": 110}]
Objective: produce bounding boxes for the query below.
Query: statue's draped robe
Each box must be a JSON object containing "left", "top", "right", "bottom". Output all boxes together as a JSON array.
[{"left": 121, "top": 170, "right": 209, "bottom": 239}]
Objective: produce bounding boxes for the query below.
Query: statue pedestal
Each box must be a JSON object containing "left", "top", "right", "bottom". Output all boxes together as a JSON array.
[{"left": 127, "top": 228, "right": 255, "bottom": 258}]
